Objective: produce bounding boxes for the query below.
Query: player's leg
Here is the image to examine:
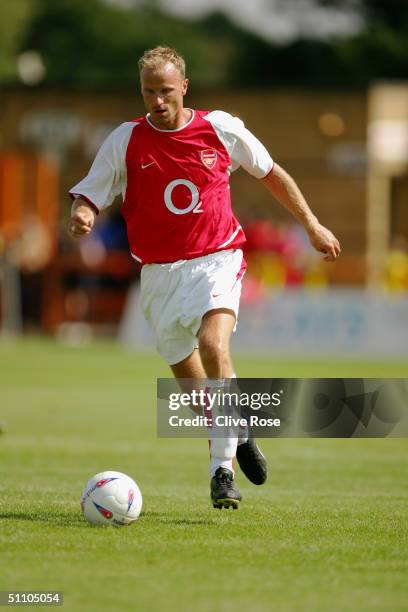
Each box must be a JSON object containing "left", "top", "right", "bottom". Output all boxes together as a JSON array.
[
  {"left": 198, "top": 308, "right": 235, "bottom": 378},
  {"left": 170, "top": 347, "right": 206, "bottom": 379},
  {"left": 168, "top": 318, "right": 240, "bottom": 508},
  {"left": 196, "top": 308, "right": 241, "bottom": 508},
  {"left": 198, "top": 307, "right": 267, "bottom": 491},
  {"left": 169, "top": 348, "right": 208, "bottom": 413},
  {"left": 142, "top": 254, "right": 265, "bottom": 509},
  {"left": 140, "top": 263, "right": 237, "bottom": 507},
  {"left": 170, "top": 344, "right": 240, "bottom": 508}
]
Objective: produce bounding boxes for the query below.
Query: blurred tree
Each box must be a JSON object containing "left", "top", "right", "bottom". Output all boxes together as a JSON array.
[
  {"left": 20, "top": 0, "right": 235, "bottom": 88},
  {"left": 333, "top": 0, "right": 408, "bottom": 85},
  {"left": 4, "top": 0, "right": 406, "bottom": 89},
  {"left": 0, "top": 0, "right": 35, "bottom": 82},
  {"left": 315, "top": 0, "right": 407, "bottom": 29},
  {"left": 360, "top": 0, "right": 408, "bottom": 30}
]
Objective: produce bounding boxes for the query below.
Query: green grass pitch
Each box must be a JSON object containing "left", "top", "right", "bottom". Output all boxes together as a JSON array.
[{"left": 0, "top": 338, "right": 407, "bottom": 611}]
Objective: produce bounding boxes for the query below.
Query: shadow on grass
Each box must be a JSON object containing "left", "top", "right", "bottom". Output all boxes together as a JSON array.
[
  {"left": 0, "top": 510, "right": 85, "bottom": 527},
  {"left": 0, "top": 510, "right": 230, "bottom": 528},
  {"left": 140, "top": 511, "right": 223, "bottom": 526}
]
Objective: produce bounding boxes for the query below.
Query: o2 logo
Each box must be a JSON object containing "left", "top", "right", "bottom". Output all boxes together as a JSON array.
[{"left": 164, "top": 179, "right": 203, "bottom": 215}]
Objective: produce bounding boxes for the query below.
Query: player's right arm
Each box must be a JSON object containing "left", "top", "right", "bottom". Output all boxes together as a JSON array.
[
  {"left": 69, "top": 199, "right": 97, "bottom": 238},
  {"left": 68, "top": 122, "right": 134, "bottom": 239}
]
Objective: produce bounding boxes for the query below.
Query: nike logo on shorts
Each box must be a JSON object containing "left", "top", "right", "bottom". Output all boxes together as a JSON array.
[{"left": 141, "top": 161, "right": 155, "bottom": 169}]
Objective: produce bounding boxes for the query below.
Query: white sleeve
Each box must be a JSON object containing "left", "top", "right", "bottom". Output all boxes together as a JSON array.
[
  {"left": 205, "top": 110, "right": 273, "bottom": 178},
  {"left": 69, "top": 121, "right": 135, "bottom": 211}
]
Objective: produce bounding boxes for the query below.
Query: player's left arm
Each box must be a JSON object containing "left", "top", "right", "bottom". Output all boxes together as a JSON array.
[
  {"left": 207, "top": 111, "right": 340, "bottom": 261},
  {"left": 261, "top": 163, "right": 341, "bottom": 262}
]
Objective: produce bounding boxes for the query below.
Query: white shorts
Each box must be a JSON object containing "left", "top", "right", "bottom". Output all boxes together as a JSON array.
[{"left": 140, "top": 249, "right": 246, "bottom": 365}]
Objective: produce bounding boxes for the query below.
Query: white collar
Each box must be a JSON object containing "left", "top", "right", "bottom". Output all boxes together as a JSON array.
[{"left": 146, "top": 109, "right": 195, "bottom": 132}]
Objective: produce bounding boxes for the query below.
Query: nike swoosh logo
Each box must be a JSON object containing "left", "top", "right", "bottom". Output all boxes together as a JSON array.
[{"left": 141, "top": 161, "right": 155, "bottom": 169}]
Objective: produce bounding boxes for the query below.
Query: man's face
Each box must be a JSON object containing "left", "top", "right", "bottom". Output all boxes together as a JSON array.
[{"left": 140, "top": 63, "right": 189, "bottom": 129}]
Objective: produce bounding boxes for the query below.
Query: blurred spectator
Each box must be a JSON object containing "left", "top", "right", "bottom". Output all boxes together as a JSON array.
[
  {"left": 243, "top": 218, "right": 328, "bottom": 292},
  {"left": 385, "top": 235, "right": 408, "bottom": 292}
]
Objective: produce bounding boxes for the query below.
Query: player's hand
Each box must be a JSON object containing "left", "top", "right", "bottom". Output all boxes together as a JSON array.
[
  {"left": 307, "top": 221, "right": 341, "bottom": 262},
  {"left": 69, "top": 201, "right": 96, "bottom": 238}
]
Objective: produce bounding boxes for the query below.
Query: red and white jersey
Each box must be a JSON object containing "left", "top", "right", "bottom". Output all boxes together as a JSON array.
[{"left": 69, "top": 110, "right": 273, "bottom": 264}]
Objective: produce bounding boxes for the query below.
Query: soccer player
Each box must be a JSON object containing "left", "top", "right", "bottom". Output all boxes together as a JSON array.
[{"left": 69, "top": 46, "right": 340, "bottom": 509}]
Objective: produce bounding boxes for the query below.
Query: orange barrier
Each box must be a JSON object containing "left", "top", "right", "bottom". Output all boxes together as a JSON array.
[{"left": 0, "top": 152, "right": 59, "bottom": 250}]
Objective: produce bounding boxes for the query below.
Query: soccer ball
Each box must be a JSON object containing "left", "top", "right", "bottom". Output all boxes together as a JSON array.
[{"left": 81, "top": 470, "right": 142, "bottom": 526}]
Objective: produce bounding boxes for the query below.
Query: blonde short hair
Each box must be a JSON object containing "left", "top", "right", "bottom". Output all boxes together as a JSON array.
[{"left": 138, "top": 46, "right": 186, "bottom": 78}]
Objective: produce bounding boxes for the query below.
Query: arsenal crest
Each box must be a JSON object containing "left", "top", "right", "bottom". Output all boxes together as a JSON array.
[{"left": 200, "top": 149, "right": 217, "bottom": 169}]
